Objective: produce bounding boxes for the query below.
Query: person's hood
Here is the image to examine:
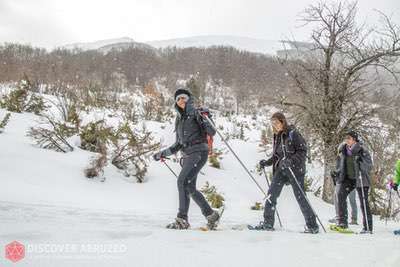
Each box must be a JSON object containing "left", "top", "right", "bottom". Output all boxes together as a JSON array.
[{"left": 173, "top": 88, "right": 194, "bottom": 115}]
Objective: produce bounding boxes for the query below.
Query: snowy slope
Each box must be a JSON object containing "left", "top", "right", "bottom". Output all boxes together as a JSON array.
[
  {"left": 147, "top": 35, "right": 284, "bottom": 55},
  {"left": 0, "top": 107, "right": 399, "bottom": 267},
  {"left": 62, "top": 35, "right": 285, "bottom": 55},
  {"left": 63, "top": 37, "right": 154, "bottom": 52}
]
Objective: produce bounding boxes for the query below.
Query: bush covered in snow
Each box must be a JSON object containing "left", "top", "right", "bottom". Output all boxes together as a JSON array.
[
  {"left": 208, "top": 148, "right": 224, "bottom": 169},
  {"left": 200, "top": 182, "right": 225, "bottom": 208},
  {"left": 110, "top": 122, "right": 160, "bottom": 183},
  {"left": 0, "top": 112, "right": 11, "bottom": 133},
  {"left": 0, "top": 79, "right": 47, "bottom": 115},
  {"left": 27, "top": 116, "right": 76, "bottom": 153},
  {"left": 250, "top": 202, "right": 264, "bottom": 211},
  {"left": 84, "top": 146, "right": 107, "bottom": 181},
  {"left": 80, "top": 120, "right": 114, "bottom": 153}
]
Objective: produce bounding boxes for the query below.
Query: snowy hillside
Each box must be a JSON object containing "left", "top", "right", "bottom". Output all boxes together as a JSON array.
[
  {"left": 1, "top": 95, "right": 399, "bottom": 267},
  {"left": 147, "top": 35, "right": 284, "bottom": 55},
  {"left": 63, "top": 37, "right": 154, "bottom": 52},
  {"left": 62, "top": 35, "right": 285, "bottom": 55}
]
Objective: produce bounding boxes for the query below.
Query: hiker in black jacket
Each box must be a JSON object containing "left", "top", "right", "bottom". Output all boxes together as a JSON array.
[
  {"left": 250, "top": 112, "right": 319, "bottom": 233},
  {"left": 153, "top": 88, "right": 220, "bottom": 230}
]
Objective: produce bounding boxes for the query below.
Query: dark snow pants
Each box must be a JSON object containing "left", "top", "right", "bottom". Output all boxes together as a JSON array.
[
  {"left": 337, "top": 179, "right": 373, "bottom": 231},
  {"left": 177, "top": 150, "right": 213, "bottom": 221},
  {"left": 264, "top": 167, "right": 317, "bottom": 229}
]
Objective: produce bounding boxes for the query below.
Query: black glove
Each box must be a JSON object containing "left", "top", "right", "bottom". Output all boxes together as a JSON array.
[
  {"left": 394, "top": 183, "right": 399, "bottom": 192},
  {"left": 199, "top": 107, "right": 213, "bottom": 120},
  {"left": 153, "top": 151, "right": 165, "bottom": 161},
  {"left": 330, "top": 170, "right": 339, "bottom": 179},
  {"left": 259, "top": 159, "right": 269, "bottom": 168},
  {"left": 281, "top": 158, "right": 292, "bottom": 169}
]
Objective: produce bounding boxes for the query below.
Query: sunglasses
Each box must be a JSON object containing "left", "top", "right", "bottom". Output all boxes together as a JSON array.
[{"left": 176, "top": 96, "right": 189, "bottom": 103}]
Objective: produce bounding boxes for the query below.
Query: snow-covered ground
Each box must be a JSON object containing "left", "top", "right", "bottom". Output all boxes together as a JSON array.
[{"left": 0, "top": 107, "right": 399, "bottom": 267}]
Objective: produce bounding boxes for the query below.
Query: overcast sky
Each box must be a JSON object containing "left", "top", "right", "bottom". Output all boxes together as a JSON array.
[{"left": 0, "top": 0, "right": 399, "bottom": 49}]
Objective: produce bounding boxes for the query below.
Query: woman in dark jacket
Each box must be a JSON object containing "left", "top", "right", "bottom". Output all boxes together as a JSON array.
[
  {"left": 249, "top": 112, "right": 319, "bottom": 233},
  {"left": 153, "top": 88, "right": 220, "bottom": 230}
]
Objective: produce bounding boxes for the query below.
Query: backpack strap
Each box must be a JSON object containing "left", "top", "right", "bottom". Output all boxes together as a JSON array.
[
  {"left": 288, "top": 129, "right": 294, "bottom": 141},
  {"left": 174, "top": 116, "right": 179, "bottom": 132}
]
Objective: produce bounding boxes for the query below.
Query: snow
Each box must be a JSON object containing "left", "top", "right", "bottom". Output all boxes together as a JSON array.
[
  {"left": 62, "top": 35, "right": 286, "bottom": 55},
  {"left": 62, "top": 37, "right": 154, "bottom": 52},
  {"left": 0, "top": 107, "right": 400, "bottom": 267},
  {"left": 147, "top": 35, "right": 284, "bottom": 55},
  {"left": 63, "top": 37, "right": 135, "bottom": 51}
]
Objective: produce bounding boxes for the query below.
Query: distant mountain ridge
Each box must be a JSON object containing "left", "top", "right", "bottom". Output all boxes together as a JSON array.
[
  {"left": 63, "top": 37, "right": 154, "bottom": 53},
  {"left": 146, "top": 35, "right": 284, "bottom": 55},
  {"left": 63, "top": 35, "right": 286, "bottom": 55}
]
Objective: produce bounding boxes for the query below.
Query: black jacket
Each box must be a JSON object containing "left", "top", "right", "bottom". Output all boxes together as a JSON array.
[
  {"left": 334, "top": 142, "right": 373, "bottom": 187},
  {"left": 163, "top": 96, "right": 216, "bottom": 156},
  {"left": 264, "top": 126, "right": 307, "bottom": 176}
]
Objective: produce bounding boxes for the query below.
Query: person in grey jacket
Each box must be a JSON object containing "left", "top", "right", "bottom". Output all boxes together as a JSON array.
[
  {"left": 153, "top": 88, "right": 220, "bottom": 230},
  {"left": 332, "top": 130, "right": 373, "bottom": 233}
]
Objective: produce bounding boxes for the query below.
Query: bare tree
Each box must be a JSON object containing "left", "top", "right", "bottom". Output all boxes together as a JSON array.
[{"left": 276, "top": 1, "right": 400, "bottom": 202}]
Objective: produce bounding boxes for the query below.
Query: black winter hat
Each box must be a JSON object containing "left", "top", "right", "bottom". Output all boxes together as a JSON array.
[
  {"left": 174, "top": 88, "right": 191, "bottom": 100},
  {"left": 345, "top": 130, "right": 359, "bottom": 142}
]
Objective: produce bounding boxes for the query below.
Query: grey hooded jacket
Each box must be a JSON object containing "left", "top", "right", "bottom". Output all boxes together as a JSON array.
[{"left": 335, "top": 142, "right": 373, "bottom": 187}]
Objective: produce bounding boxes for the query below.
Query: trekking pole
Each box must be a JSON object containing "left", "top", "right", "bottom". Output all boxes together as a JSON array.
[
  {"left": 385, "top": 189, "right": 392, "bottom": 226},
  {"left": 200, "top": 114, "right": 268, "bottom": 198},
  {"left": 286, "top": 166, "right": 327, "bottom": 233},
  {"left": 161, "top": 158, "right": 179, "bottom": 179},
  {"left": 358, "top": 175, "right": 371, "bottom": 233},
  {"left": 262, "top": 167, "right": 283, "bottom": 228}
]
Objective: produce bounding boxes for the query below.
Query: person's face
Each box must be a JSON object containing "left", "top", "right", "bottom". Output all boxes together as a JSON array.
[
  {"left": 345, "top": 135, "right": 356, "bottom": 147},
  {"left": 176, "top": 96, "right": 187, "bottom": 109},
  {"left": 271, "top": 119, "right": 284, "bottom": 132}
]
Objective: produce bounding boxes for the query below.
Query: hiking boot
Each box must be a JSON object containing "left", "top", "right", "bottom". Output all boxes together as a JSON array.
[
  {"left": 328, "top": 217, "right": 337, "bottom": 224},
  {"left": 206, "top": 211, "right": 220, "bottom": 230},
  {"left": 166, "top": 218, "right": 190, "bottom": 230},
  {"left": 304, "top": 225, "right": 319, "bottom": 234},
  {"left": 359, "top": 229, "right": 373, "bottom": 234},
  {"left": 350, "top": 218, "right": 358, "bottom": 225}
]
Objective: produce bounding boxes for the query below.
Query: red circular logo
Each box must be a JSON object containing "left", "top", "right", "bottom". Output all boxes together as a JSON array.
[{"left": 5, "top": 241, "right": 25, "bottom": 263}]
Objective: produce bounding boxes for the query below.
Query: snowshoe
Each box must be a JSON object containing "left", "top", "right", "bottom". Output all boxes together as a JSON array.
[
  {"left": 336, "top": 222, "right": 349, "bottom": 229},
  {"left": 166, "top": 218, "right": 190, "bottom": 230},
  {"left": 394, "top": 230, "right": 400, "bottom": 235},
  {"left": 248, "top": 221, "right": 275, "bottom": 231},
  {"left": 329, "top": 224, "right": 354, "bottom": 234}
]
